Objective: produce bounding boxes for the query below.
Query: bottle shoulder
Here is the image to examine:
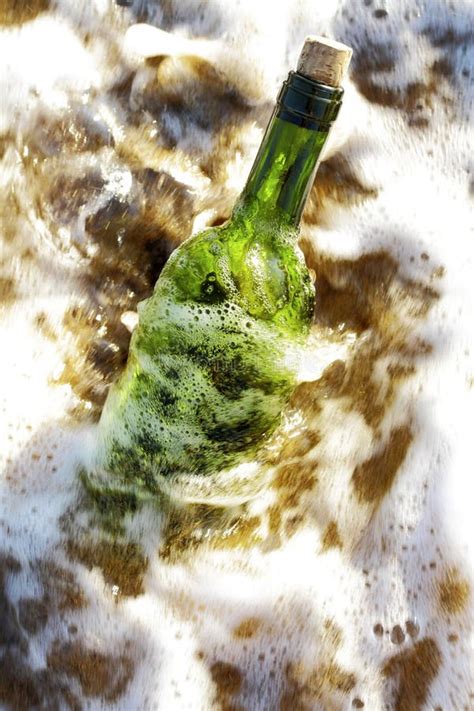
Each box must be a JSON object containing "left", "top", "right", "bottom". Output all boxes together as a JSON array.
[{"left": 146, "top": 215, "right": 314, "bottom": 335}]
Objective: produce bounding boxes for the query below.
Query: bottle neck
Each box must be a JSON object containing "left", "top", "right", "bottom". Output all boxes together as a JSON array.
[{"left": 236, "top": 71, "right": 343, "bottom": 228}]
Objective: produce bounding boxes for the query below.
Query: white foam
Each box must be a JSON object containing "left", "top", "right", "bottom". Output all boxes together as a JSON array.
[{"left": 1, "top": 0, "right": 473, "bottom": 708}]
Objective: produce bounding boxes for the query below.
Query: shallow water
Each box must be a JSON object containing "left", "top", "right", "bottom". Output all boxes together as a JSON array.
[{"left": 0, "top": 1, "right": 473, "bottom": 709}]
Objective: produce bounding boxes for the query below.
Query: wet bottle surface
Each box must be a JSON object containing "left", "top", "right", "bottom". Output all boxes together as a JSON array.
[{"left": 89, "top": 37, "right": 352, "bottom": 503}]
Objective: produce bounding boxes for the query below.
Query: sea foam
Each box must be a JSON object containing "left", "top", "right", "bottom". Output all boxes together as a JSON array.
[{"left": 0, "top": 0, "right": 472, "bottom": 709}]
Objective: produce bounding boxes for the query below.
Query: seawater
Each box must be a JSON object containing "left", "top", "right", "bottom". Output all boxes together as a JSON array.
[{"left": 0, "top": 1, "right": 473, "bottom": 709}]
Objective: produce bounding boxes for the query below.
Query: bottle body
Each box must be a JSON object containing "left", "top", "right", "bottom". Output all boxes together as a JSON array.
[{"left": 97, "top": 207, "right": 314, "bottom": 497}]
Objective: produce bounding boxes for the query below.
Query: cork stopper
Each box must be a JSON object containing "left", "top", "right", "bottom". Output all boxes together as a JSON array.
[{"left": 297, "top": 36, "right": 352, "bottom": 87}]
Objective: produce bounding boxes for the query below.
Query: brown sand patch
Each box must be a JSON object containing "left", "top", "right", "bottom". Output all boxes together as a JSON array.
[
  {"left": 349, "top": 40, "right": 398, "bottom": 108},
  {"left": 34, "top": 312, "right": 57, "bottom": 341},
  {"left": 0, "top": 0, "right": 49, "bottom": 25},
  {"left": 47, "top": 640, "right": 134, "bottom": 703},
  {"left": 13, "top": 560, "right": 86, "bottom": 643},
  {"left": 281, "top": 660, "right": 356, "bottom": 709},
  {"left": 352, "top": 426, "right": 413, "bottom": 503},
  {"left": 0, "top": 650, "right": 81, "bottom": 711},
  {"left": 38, "top": 560, "right": 87, "bottom": 612},
  {"left": 26, "top": 107, "right": 113, "bottom": 158},
  {"left": 266, "top": 429, "right": 321, "bottom": 464},
  {"left": 438, "top": 567, "right": 470, "bottom": 615},
  {"left": 322, "top": 618, "right": 343, "bottom": 649},
  {"left": 86, "top": 166, "right": 194, "bottom": 246},
  {"left": 341, "top": 349, "right": 416, "bottom": 430},
  {"left": 207, "top": 659, "right": 246, "bottom": 711},
  {"left": 280, "top": 663, "right": 309, "bottom": 711},
  {"left": 0, "top": 553, "right": 25, "bottom": 648},
  {"left": 211, "top": 515, "right": 263, "bottom": 551},
  {"left": 421, "top": 24, "right": 473, "bottom": 50},
  {"left": 322, "top": 663, "right": 356, "bottom": 693},
  {"left": 273, "top": 461, "right": 317, "bottom": 508},
  {"left": 304, "top": 152, "right": 378, "bottom": 226},
  {"left": 405, "top": 620, "right": 420, "bottom": 639},
  {"left": 266, "top": 459, "right": 317, "bottom": 539},
  {"left": 0, "top": 554, "right": 123, "bottom": 710},
  {"left": 349, "top": 37, "right": 460, "bottom": 125},
  {"left": 321, "top": 521, "right": 343, "bottom": 551},
  {"left": 0, "top": 276, "right": 16, "bottom": 305},
  {"left": 297, "top": 250, "right": 437, "bottom": 430},
  {"left": 210, "top": 660, "right": 243, "bottom": 695},
  {"left": 308, "top": 252, "right": 438, "bottom": 337},
  {"left": 232, "top": 617, "right": 263, "bottom": 639},
  {"left": 139, "top": 55, "right": 249, "bottom": 143},
  {"left": 159, "top": 502, "right": 262, "bottom": 561},
  {"left": 382, "top": 637, "right": 441, "bottom": 711},
  {"left": 66, "top": 538, "right": 148, "bottom": 597},
  {"left": 57, "top": 304, "right": 131, "bottom": 419},
  {"left": 17, "top": 598, "right": 49, "bottom": 635}
]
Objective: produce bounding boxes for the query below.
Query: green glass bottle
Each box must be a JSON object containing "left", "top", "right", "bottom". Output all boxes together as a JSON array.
[{"left": 88, "top": 37, "right": 352, "bottom": 504}]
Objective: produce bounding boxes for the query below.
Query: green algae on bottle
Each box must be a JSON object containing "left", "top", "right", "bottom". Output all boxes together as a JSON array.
[{"left": 87, "top": 37, "right": 352, "bottom": 504}]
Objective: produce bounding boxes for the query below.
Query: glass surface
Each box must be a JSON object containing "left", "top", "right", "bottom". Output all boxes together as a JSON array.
[{"left": 94, "top": 113, "right": 330, "bottom": 498}]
